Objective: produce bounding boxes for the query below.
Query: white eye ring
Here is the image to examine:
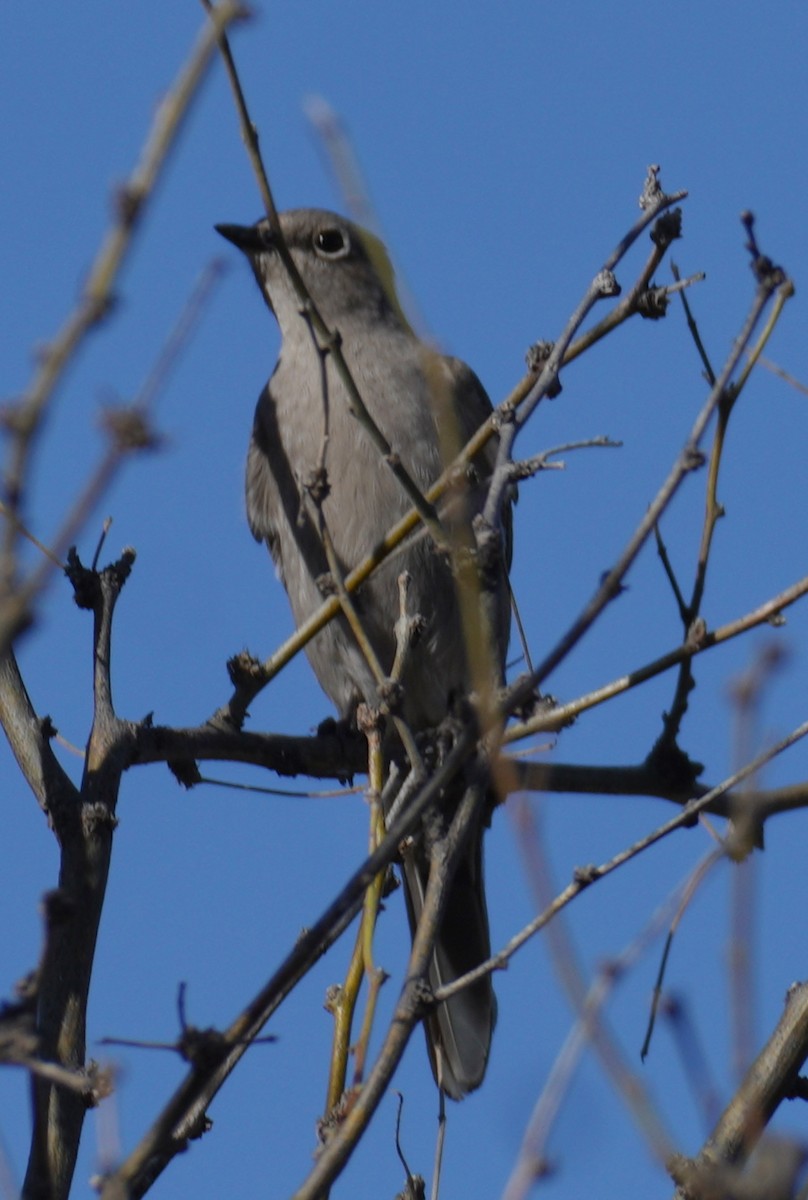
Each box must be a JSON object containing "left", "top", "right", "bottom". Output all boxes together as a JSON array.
[{"left": 313, "top": 226, "right": 350, "bottom": 258}]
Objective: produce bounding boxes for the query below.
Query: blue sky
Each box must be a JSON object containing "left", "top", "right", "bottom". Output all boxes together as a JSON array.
[{"left": 2, "top": 3, "right": 808, "bottom": 1198}]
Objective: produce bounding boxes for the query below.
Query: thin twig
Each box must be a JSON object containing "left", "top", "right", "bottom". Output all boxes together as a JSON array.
[
  {"left": 502, "top": 836, "right": 715, "bottom": 1200},
  {"left": 322, "top": 712, "right": 386, "bottom": 1120},
  {"left": 98, "top": 733, "right": 476, "bottom": 1199},
  {"left": 0, "top": 2, "right": 246, "bottom": 612},
  {"left": 505, "top": 796, "right": 674, "bottom": 1175},
  {"left": 669, "top": 982, "right": 808, "bottom": 1194},
  {"left": 640, "top": 849, "right": 724, "bottom": 1060},
  {"left": 505, "top": 564, "right": 808, "bottom": 745},
  {"left": 756, "top": 354, "right": 808, "bottom": 396},
  {"left": 653, "top": 249, "right": 791, "bottom": 755},
  {"left": 0, "top": 237, "right": 227, "bottom": 657},
  {"left": 503, "top": 260, "right": 792, "bottom": 720},
  {"left": 292, "top": 778, "right": 489, "bottom": 1200},
  {"left": 435, "top": 715, "right": 808, "bottom": 1004}
]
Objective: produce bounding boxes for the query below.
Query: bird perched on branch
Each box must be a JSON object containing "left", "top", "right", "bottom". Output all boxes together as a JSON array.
[{"left": 216, "top": 208, "right": 511, "bottom": 1098}]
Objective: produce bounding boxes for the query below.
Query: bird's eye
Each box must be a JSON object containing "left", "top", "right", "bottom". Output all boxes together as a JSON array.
[{"left": 313, "top": 227, "right": 349, "bottom": 258}]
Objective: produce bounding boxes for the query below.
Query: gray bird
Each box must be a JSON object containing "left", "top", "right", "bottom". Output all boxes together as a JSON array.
[{"left": 216, "top": 209, "right": 511, "bottom": 1098}]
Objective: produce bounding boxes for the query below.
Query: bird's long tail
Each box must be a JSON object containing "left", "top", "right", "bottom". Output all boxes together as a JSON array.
[{"left": 399, "top": 815, "right": 495, "bottom": 1099}]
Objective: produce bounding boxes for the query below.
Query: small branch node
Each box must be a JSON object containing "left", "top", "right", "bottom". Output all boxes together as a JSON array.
[
  {"left": 635, "top": 285, "right": 670, "bottom": 320},
  {"left": 226, "top": 650, "right": 266, "bottom": 688},
  {"left": 593, "top": 268, "right": 621, "bottom": 299},
  {"left": 639, "top": 163, "right": 667, "bottom": 211},
  {"left": 99, "top": 405, "right": 162, "bottom": 454},
  {"left": 315, "top": 571, "right": 337, "bottom": 597},
  {"left": 741, "top": 210, "right": 787, "bottom": 290},
  {"left": 686, "top": 616, "right": 709, "bottom": 651},
  {"left": 376, "top": 679, "right": 405, "bottom": 718},
  {"left": 113, "top": 183, "right": 147, "bottom": 228},
  {"left": 303, "top": 465, "right": 330, "bottom": 507},
  {"left": 650, "top": 208, "right": 683, "bottom": 249},
  {"left": 682, "top": 444, "right": 707, "bottom": 472},
  {"left": 168, "top": 757, "right": 203, "bottom": 788},
  {"left": 572, "top": 864, "right": 599, "bottom": 887},
  {"left": 524, "top": 341, "right": 562, "bottom": 397},
  {"left": 81, "top": 801, "right": 119, "bottom": 837},
  {"left": 39, "top": 714, "right": 58, "bottom": 741},
  {"left": 356, "top": 702, "right": 382, "bottom": 737}
]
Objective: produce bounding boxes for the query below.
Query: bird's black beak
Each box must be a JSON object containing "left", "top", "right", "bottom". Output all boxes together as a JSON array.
[{"left": 214, "top": 222, "right": 270, "bottom": 253}]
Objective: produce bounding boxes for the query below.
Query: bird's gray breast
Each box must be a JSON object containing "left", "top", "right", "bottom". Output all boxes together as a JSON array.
[{"left": 246, "top": 328, "right": 469, "bottom": 725}]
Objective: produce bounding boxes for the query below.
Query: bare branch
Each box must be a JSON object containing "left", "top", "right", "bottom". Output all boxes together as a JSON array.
[
  {"left": 97, "top": 732, "right": 476, "bottom": 1198},
  {"left": 0, "top": 3, "right": 247, "bottom": 661},
  {"left": 504, "top": 251, "right": 793, "bottom": 720},
  {"left": 506, "top": 566, "right": 808, "bottom": 746},
  {"left": 435, "top": 717, "right": 808, "bottom": 1006},
  {"left": 292, "top": 777, "right": 489, "bottom": 1200},
  {"left": 670, "top": 982, "right": 808, "bottom": 1196},
  {"left": 0, "top": 651, "right": 76, "bottom": 817}
]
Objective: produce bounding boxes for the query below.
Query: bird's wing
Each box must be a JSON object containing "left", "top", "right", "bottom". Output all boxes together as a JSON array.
[
  {"left": 245, "top": 385, "right": 283, "bottom": 562},
  {"left": 441, "top": 354, "right": 514, "bottom": 573}
]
